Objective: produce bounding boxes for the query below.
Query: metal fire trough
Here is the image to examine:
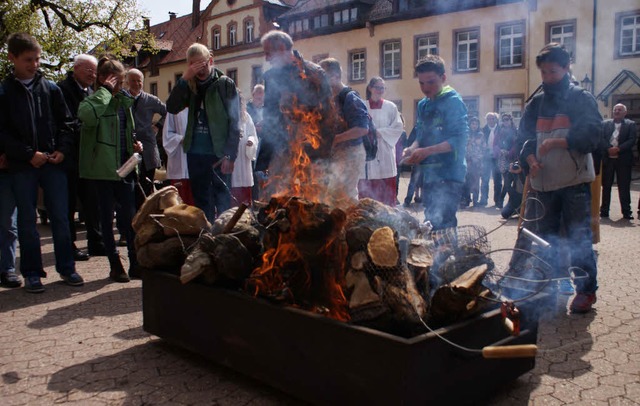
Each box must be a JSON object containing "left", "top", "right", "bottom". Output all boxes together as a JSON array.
[{"left": 143, "top": 271, "right": 545, "bottom": 405}]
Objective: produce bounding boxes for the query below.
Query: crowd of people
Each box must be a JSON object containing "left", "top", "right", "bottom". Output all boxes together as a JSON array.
[{"left": 0, "top": 30, "right": 636, "bottom": 314}]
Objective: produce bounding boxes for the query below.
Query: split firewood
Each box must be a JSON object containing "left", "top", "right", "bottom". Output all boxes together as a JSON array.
[
  {"left": 367, "top": 226, "right": 399, "bottom": 268},
  {"left": 202, "top": 233, "right": 254, "bottom": 284},
  {"left": 345, "top": 269, "right": 381, "bottom": 308},
  {"left": 377, "top": 266, "right": 428, "bottom": 323},
  {"left": 212, "top": 204, "right": 254, "bottom": 234},
  {"left": 429, "top": 263, "right": 490, "bottom": 324},
  {"left": 180, "top": 238, "right": 215, "bottom": 284},
  {"left": 345, "top": 226, "right": 374, "bottom": 253},
  {"left": 350, "top": 251, "right": 369, "bottom": 271},
  {"left": 407, "top": 239, "right": 434, "bottom": 268}
]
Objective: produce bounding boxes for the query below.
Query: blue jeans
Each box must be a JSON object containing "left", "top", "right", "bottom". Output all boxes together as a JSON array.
[
  {"left": 12, "top": 164, "right": 74, "bottom": 277},
  {"left": 187, "top": 153, "right": 231, "bottom": 222},
  {"left": 517, "top": 183, "right": 598, "bottom": 294},
  {"left": 92, "top": 179, "right": 136, "bottom": 263},
  {"left": 0, "top": 172, "right": 17, "bottom": 274},
  {"left": 422, "top": 180, "right": 463, "bottom": 231}
]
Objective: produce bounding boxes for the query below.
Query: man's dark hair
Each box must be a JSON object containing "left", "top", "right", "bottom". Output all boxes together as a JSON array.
[
  {"left": 535, "top": 43, "right": 570, "bottom": 69},
  {"left": 415, "top": 54, "right": 446, "bottom": 76},
  {"left": 7, "top": 32, "right": 41, "bottom": 56}
]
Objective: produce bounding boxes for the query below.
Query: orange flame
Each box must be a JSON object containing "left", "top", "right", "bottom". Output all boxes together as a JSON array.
[{"left": 247, "top": 96, "right": 350, "bottom": 321}]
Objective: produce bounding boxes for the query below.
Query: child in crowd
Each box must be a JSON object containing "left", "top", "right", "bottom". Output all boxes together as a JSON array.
[
  {"left": 461, "top": 116, "right": 486, "bottom": 207},
  {"left": 0, "top": 32, "right": 84, "bottom": 293}
]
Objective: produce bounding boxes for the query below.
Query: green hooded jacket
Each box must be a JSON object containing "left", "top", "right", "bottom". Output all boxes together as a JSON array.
[{"left": 77, "top": 87, "right": 136, "bottom": 181}]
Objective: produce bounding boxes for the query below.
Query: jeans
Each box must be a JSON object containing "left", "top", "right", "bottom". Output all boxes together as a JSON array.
[
  {"left": 514, "top": 183, "right": 598, "bottom": 294},
  {"left": 0, "top": 172, "right": 17, "bottom": 274},
  {"left": 422, "top": 180, "right": 463, "bottom": 231},
  {"left": 12, "top": 164, "right": 74, "bottom": 277},
  {"left": 92, "top": 179, "right": 137, "bottom": 264},
  {"left": 404, "top": 166, "right": 423, "bottom": 204},
  {"left": 187, "top": 153, "right": 231, "bottom": 222}
]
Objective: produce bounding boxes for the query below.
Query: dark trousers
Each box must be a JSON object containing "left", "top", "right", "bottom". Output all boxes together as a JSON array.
[
  {"left": 479, "top": 159, "right": 491, "bottom": 204},
  {"left": 187, "top": 153, "right": 231, "bottom": 222},
  {"left": 422, "top": 180, "right": 463, "bottom": 231},
  {"left": 492, "top": 159, "right": 506, "bottom": 206},
  {"left": 600, "top": 159, "right": 632, "bottom": 216},
  {"left": 511, "top": 183, "right": 597, "bottom": 294},
  {"left": 67, "top": 169, "right": 102, "bottom": 249},
  {"left": 92, "top": 179, "right": 136, "bottom": 264}
]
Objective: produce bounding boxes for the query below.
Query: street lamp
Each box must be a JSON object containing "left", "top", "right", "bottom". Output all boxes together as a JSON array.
[{"left": 580, "top": 74, "right": 593, "bottom": 93}]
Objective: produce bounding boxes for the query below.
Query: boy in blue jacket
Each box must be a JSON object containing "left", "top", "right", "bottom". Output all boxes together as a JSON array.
[
  {"left": 0, "top": 33, "right": 84, "bottom": 293},
  {"left": 403, "top": 55, "right": 469, "bottom": 231}
]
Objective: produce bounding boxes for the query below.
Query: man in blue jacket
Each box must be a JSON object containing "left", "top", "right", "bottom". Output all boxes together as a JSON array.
[{"left": 403, "top": 55, "right": 469, "bottom": 231}]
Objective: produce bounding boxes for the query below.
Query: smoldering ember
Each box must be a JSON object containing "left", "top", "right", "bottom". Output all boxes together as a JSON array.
[{"left": 135, "top": 100, "right": 551, "bottom": 405}]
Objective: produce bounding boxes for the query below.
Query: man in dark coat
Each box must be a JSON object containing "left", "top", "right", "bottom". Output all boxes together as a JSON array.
[
  {"left": 58, "top": 54, "right": 105, "bottom": 258},
  {"left": 600, "top": 103, "right": 637, "bottom": 220}
]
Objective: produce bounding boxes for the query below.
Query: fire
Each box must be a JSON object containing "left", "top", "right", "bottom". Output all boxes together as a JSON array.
[{"left": 246, "top": 96, "right": 350, "bottom": 321}]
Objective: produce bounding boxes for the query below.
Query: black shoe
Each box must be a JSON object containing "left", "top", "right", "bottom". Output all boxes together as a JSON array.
[
  {"left": 623, "top": 214, "right": 634, "bottom": 220},
  {"left": 414, "top": 196, "right": 422, "bottom": 203},
  {"left": 88, "top": 244, "right": 107, "bottom": 257},
  {"left": 73, "top": 248, "right": 90, "bottom": 261},
  {"left": 61, "top": 272, "right": 85, "bottom": 286},
  {"left": 600, "top": 212, "right": 609, "bottom": 218},
  {"left": 24, "top": 276, "right": 45, "bottom": 293},
  {"left": 108, "top": 254, "right": 130, "bottom": 283},
  {"left": 0, "top": 271, "right": 22, "bottom": 288},
  {"left": 478, "top": 200, "right": 487, "bottom": 207}
]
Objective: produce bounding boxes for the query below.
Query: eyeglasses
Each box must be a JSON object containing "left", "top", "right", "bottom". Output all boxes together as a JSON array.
[
  {"left": 502, "top": 117, "right": 512, "bottom": 121},
  {"left": 372, "top": 85, "right": 386, "bottom": 91}
]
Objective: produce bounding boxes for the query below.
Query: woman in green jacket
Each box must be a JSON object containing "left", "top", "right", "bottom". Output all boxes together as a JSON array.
[{"left": 78, "top": 56, "right": 143, "bottom": 283}]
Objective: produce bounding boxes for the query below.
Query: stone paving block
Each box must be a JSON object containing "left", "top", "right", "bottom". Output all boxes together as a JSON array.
[{"left": 581, "top": 384, "right": 627, "bottom": 402}]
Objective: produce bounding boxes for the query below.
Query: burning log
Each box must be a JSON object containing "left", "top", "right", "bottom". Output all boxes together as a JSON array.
[{"left": 246, "top": 196, "right": 349, "bottom": 320}]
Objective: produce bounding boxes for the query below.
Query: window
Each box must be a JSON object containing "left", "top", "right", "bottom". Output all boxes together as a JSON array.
[
  {"left": 349, "top": 49, "right": 366, "bottom": 82},
  {"left": 454, "top": 28, "right": 479, "bottom": 72},
  {"left": 381, "top": 40, "right": 401, "bottom": 79},
  {"left": 496, "top": 95, "right": 524, "bottom": 125},
  {"left": 314, "top": 14, "right": 329, "bottom": 28},
  {"left": 547, "top": 20, "right": 576, "bottom": 61},
  {"left": 462, "top": 97, "right": 479, "bottom": 120},
  {"left": 245, "top": 19, "right": 254, "bottom": 43},
  {"left": 150, "top": 82, "right": 158, "bottom": 96},
  {"left": 168, "top": 81, "right": 172, "bottom": 93},
  {"left": 415, "top": 33, "right": 438, "bottom": 65},
  {"left": 175, "top": 73, "right": 183, "bottom": 83},
  {"left": 333, "top": 8, "right": 357, "bottom": 25},
  {"left": 228, "top": 24, "right": 237, "bottom": 46},
  {"left": 252, "top": 65, "right": 263, "bottom": 87},
  {"left": 616, "top": 11, "right": 640, "bottom": 58},
  {"left": 212, "top": 27, "right": 221, "bottom": 50},
  {"left": 497, "top": 21, "right": 524, "bottom": 69},
  {"left": 227, "top": 69, "right": 238, "bottom": 85}
]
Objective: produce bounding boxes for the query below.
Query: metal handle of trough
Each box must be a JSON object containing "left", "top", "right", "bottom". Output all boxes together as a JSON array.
[{"left": 520, "top": 228, "right": 551, "bottom": 249}]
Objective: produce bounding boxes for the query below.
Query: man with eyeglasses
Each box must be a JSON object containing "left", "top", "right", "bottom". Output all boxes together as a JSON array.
[{"left": 58, "top": 54, "right": 106, "bottom": 259}]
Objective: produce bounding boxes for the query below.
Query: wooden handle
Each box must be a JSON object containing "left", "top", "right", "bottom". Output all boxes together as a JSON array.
[
  {"left": 482, "top": 344, "right": 537, "bottom": 359},
  {"left": 222, "top": 203, "right": 248, "bottom": 234}
]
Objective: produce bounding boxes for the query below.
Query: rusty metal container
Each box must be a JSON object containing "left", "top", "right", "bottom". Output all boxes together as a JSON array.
[{"left": 143, "top": 271, "right": 544, "bottom": 405}]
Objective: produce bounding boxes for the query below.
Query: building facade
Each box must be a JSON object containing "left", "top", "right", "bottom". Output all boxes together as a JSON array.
[{"left": 141, "top": 0, "right": 639, "bottom": 137}]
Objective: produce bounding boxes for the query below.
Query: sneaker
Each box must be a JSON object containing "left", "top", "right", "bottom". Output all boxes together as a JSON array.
[
  {"left": 24, "top": 276, "right": 45, "bottom": 293},
  {"left": 61, "top": 272, "right": 85, "bottom": 286},
  {"left": 558, "top": 279, "right": 575, "bottom": 295},
  {"left": 570, "top": 292, "right": 597, "bottom": 313},
  {"left": 0, "top": 271, "right": 22, "bottom": 288}
]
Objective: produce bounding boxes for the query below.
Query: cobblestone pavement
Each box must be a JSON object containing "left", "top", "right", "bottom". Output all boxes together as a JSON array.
[{"left": 1, "top": 175, "right": 639, "bottom": 405}]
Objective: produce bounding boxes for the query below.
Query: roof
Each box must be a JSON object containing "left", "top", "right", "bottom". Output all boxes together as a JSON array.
[
  {"left": 596, "top": 69, "right": 640, "bottom": 102},
  {"left": 279, "top": 0, "right": 377, "bottom": 19}
]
